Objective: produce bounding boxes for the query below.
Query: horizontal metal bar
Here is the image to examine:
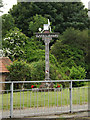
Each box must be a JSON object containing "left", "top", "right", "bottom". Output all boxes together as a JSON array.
[
  {"left": 70, "top": 79, "right": 90, "bottom": 82},
  {"left": 0, "top": 90, "right": 11, "bottom": 92},
  {"left": 0, "top": 79, "right": 90, "bottom": 84},
  {"left": 0, "top": 81, "right": 12, "bottom": 84}
]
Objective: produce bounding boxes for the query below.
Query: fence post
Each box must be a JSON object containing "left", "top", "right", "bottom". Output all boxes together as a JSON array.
[
  {"left": 10, "top": 82, "right": 13, "bottom": 118},
  {"left": 69, "top": 80, "right": 72, "bottom": 113}
]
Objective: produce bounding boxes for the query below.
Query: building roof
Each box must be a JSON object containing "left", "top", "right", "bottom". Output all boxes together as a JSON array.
[{"left": 0, "top": 57, "right": 12, "bottom": 73}]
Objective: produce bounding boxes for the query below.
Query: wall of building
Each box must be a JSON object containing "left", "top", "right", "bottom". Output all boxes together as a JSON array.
[{"left": 0, "top": 73, "right": 8, "bottom": 93}]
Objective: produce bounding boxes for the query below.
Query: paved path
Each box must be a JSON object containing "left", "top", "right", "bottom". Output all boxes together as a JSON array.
[
  {"left": 0, "top": 104, "right": 88, "bottom": 119},
  {"left": 1, "top": 112, "right": 90, "bottom": 120}
]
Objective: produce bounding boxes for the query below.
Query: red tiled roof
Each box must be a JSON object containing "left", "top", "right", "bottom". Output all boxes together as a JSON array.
[{"left": 0, "top": 57, "right": 12, "bottom": 73}]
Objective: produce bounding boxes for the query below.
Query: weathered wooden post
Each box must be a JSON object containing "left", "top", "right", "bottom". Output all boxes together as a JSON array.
[{"left": 35, "top": 19, "right": 59, "bottom": 80}]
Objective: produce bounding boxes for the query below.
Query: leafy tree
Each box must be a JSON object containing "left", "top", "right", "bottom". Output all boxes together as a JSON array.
[
  {"left": 30, "top": 60, "right": 86, "bottom": 87},
  {"left": 69, "top": 66, "right": 86, "bottom": 86},
  {"left": 69, "top": 66, "right": 86, "bottom": 80},
  {"left": 60, "top": 28, "right": 88, "bottom": 51},
  {"left": 3, "top": 1, "right": 89, "bottom": 83},
  {"left": 86, "top": 29, "right": 90, "bottom": 78},
  {"left": 24, "top": 36, "right": 44, "bottom": 62},
  {"left": 24, "top": 35, "right": 58, "bottom": 66},
  {"left": 2, "top": 14, "right": 15, "bottom": 37},
  {"left": 7, "top": 60, "right": 31, "bottom": 89},
  {"left": 51, "top": 28, "right": 88, "bottom": 68},
  {"left": 30, "top": 60, "right": 62, "bottom": 81},
  {"left": 51, "top": 41, "right": 86, "bottom": 68},
  {"left": 7, "top": 60, "right": 31, "bottom": 81},
  {"left": 29, "top": 14, "right": 48, "bottom": 36},
  {"left": 2, "top": 27, "right": 28, "bottom": 60},
  {"left": 30, "top": 60, "right": 45, "bottom": 81},
  {"left": 9, "top": 2, "right": 89, "bottom": 37},
  {"left": 25, "top": 41, "right": 58, "bottom": 66}
]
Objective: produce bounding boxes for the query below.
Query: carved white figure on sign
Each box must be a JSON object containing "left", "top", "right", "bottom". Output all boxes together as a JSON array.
[{"left": 39, "top": 19, "right": 51, "bottom": 33}]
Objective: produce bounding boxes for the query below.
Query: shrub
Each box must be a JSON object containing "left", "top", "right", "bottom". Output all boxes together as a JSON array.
[
  {"left": 30, "top": 60, "right": 62, "bottom": 81},
  {"left": 69, "top": 66, "right": 86, "bottom": 87},
  {"left": 7, "top": 60, "right": 31, "bottom": 81}
]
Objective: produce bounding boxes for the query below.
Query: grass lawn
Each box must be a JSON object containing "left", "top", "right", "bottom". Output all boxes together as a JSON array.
[{"left": 0, "top": 86, "right": 88, "bottom": 110}]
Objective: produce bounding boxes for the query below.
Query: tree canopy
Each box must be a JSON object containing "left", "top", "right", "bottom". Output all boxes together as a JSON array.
[
  {"left": 2, "top": 27, "right": 28, "bottom": 60},
  {"left": 2, "top": 2, "right": 90, "bottom": 84},
  {"left": 7, "top": 60, "right": 31, "bottom": 81},
  {"left": 9, "top": 2, "right": 89, "bottom": 37},
  {"left": 2, "top": 14, "right": 15, "bottom": 37},
  {"left": 51, "top": 28, "right": 88, "bottom": 68}
]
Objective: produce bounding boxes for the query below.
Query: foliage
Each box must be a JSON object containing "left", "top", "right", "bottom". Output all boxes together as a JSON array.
[
  {"left": 30, "top": 60, "right": 45, "bottom": 81},
  {"left": 69, "top": 66, "right": 86, "bottom": 80},
  {"left": 2, "top": 2, "right": 89, "bottom": 85},
  {"left": 86, "top": 29, "right": 90, "bottom": 78},
  {"left": 2, "top": 14, "right": 15, "bottom": 37},
  {"left": 25, "top": 47, "right": 58, "bottom": 67},
  {"left": 61, "top": 28, "right": 88, "bottom": 51},
  {"left": 57, "top": 65, "right": 86, "bottom": 87},
  {"left": 7, "top": 60, "right": 31, "bottom": 81},
  {"left": 30, "top": 60, "right": 62, "bottom": 81},
  {"left": 51, "top": 28, "right": 87, "bottom": 86},
  {"left": 2, "top": 27, "right": 29, "bottom": 60},
  {"left": 29, "top": 14, "right": 48, "bottom": 35},
  {"left": 51, "top": 42, "right": 85, "bottom": 68},
  {"left": 24, "top": 36, "right": 44, "bottom": 62},
  {"left": 51, "top": 28, "right": 88, "bottom": 68},
  {"left": 9, "top": 2, "right": 89, "bottom": 37},
  {"left": 24, "top": 36, "right": 58, "bottom": 66},
  {"left": 69, "top": 66, "right": 86, "bottom": 86}
]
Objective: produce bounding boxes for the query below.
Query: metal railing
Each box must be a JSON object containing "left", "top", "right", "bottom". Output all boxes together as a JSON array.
[{"left": 0, "top": 79, "right": 89, "bottom": 118}]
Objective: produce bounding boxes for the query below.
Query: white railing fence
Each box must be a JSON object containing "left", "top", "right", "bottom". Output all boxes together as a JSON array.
[{"left": 0, "top": 79, "right": 89, "bottom": 118}]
